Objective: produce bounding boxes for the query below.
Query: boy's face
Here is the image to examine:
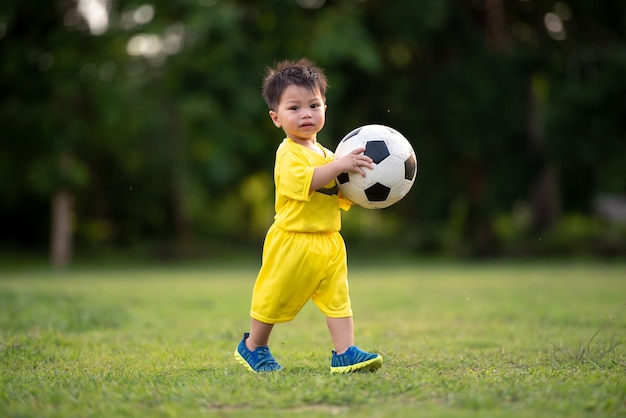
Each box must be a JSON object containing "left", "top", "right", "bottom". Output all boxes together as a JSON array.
[{"left": 269, "top": 84, "right": 326, "bottom": 143}]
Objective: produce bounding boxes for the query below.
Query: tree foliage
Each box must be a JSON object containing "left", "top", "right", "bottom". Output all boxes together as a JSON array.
[{"left": 1, "top": 0, "right": 625, "bottom": 261}]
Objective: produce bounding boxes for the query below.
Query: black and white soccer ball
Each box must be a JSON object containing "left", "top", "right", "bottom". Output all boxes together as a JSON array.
[{"left": 335, "top": 124, "right": 418, "bottom": 209}]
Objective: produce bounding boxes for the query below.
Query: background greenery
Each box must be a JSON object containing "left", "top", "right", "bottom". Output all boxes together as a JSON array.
[
  {"left": 1, "top": 0, "right": 626, "bottom": 265},
  {"left": 1, "top": 261, "right": 625, "bottom": 417}
]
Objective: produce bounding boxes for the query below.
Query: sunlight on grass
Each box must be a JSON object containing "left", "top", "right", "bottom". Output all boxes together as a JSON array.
[{"left": 1, "top": 261, "right": 625, "bottom": 417}]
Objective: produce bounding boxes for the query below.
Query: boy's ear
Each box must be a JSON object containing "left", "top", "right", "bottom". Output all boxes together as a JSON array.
[{"left": 269, "top": 110, "right": 281, "bottom": 128}]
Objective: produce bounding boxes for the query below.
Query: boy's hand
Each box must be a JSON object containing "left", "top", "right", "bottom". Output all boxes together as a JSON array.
[
  {"left": 310, "top": 147, "right": 373, "bottom": 192},
  {"left": 336, "top": 147, "right": 374, "bottom": 177}
]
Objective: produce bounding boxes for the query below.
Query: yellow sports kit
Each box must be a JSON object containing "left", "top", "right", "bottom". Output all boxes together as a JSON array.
[{"left": 250, "top": 138, "right": 354, "bottom": 324}]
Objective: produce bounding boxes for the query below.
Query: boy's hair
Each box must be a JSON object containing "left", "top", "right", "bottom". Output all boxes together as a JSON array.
[{"left": 262, "top": 58, "right": 328, "bottom": 111}]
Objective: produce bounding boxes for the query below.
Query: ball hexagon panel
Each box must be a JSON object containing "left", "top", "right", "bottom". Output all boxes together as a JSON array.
[
  {"left": 376, "top": 155, "right": 406, "bottom": 187},
  {"left": 337, "top": 181, "right": 367, "bottom": 206},
  {"left": 389, "top": 179, "right": 413, "bottom": 202}
]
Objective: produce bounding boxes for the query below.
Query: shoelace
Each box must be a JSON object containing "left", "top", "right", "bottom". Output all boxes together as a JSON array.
[{"left": 254, "top": 347, "right": 280, "bottom": 371}]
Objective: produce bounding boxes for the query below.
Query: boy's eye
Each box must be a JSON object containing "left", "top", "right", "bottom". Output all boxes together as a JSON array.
[{"left": 289, "top": 106, "right": 299, "bottom": 111}]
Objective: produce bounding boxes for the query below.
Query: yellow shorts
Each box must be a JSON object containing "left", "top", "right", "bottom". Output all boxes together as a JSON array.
[{"left": 250, "top": 224, "right": 352, "bottom": 324}]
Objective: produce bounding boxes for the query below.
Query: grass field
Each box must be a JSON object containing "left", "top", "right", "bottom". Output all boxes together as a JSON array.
[{"left": 1, "top": 260, "right": 625, "bottom": 417}]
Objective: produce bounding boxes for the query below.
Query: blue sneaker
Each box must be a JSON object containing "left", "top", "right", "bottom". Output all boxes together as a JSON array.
[
  {"left": 234, "top": 333, "right": 282, "bottom": 372},
  {"left": 330, "top": 346, "right": 383, "bottom": 373}
]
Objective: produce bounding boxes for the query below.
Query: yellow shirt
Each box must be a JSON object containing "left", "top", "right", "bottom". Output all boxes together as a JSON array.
[{"left": 273, "top": 138, "right": 351, "bottom": 232}]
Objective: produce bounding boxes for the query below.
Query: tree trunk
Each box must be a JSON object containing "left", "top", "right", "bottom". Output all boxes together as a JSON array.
[
  {"left": 485, "top": 0, "right": 510, "bottom": 52},
  {"left": 50, "top": 189, "right": 73, "bottom": 268},
  {"left": 463, "top": 158, "right": 496, "bottom": 257},
  {"left": 527, "top": 74, "right": 560, "bottom": 232},
  {"left": 165, "top": 99, "right": 193, "bottom": 252},
  {"left": 530, "top": 163, "right": 560, "bottom": 231}
]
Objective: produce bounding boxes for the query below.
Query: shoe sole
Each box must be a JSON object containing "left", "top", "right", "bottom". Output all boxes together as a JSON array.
[
  {"left": 330, "top": 355, "right": 383, "bottom": 374},
  {"left": 234, "top": 350, "right": 258, "bottom": 373},
  {"left": 234, "top": 350, "right": 282, "bottom": 373}
]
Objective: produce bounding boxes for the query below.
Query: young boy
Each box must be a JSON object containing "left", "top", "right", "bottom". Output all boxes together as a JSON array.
[{"left": 234, "top": 58, "right": 383, "bottom": 373}]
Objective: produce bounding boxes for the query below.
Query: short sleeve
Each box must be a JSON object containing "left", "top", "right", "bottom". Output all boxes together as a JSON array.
[{"left": 276, "top": 147, "right": 315, "bottom": 202}]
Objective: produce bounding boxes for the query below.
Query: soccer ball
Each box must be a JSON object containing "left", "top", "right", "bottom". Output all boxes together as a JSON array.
[{"left": 335, "top": 124, "right": 418, "bottom": 209}]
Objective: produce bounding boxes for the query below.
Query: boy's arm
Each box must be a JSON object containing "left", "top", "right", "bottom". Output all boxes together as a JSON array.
[{"left": 309, "top": 147, "right": 373, "bottom": 193}]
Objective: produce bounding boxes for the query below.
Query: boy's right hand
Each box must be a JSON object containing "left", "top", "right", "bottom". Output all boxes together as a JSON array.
[{"left": 336, "top": 147, "right": 374, "bottom": 177}]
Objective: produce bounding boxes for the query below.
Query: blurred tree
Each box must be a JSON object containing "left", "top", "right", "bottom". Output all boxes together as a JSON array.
[
  {"left": 1, "top": 0, "right": 624, "bottom": 262},
  {"left": 1, "top": 0, "right": 95, "bottom": 267}
]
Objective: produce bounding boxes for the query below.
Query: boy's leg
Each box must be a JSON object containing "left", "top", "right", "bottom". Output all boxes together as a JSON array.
[
  {"left": 246, "top": 318, "right": 274, "bottom": 351},
  {"left": 326, "top": 316, "right": 354, "bottom": 354},
  {"left": 326, "top": 316, "right": 383, "bottom": 373}
]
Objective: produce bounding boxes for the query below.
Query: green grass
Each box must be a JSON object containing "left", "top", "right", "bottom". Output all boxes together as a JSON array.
[{"left": 1, "top": 260, "right": 625, "bottom": 417}]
